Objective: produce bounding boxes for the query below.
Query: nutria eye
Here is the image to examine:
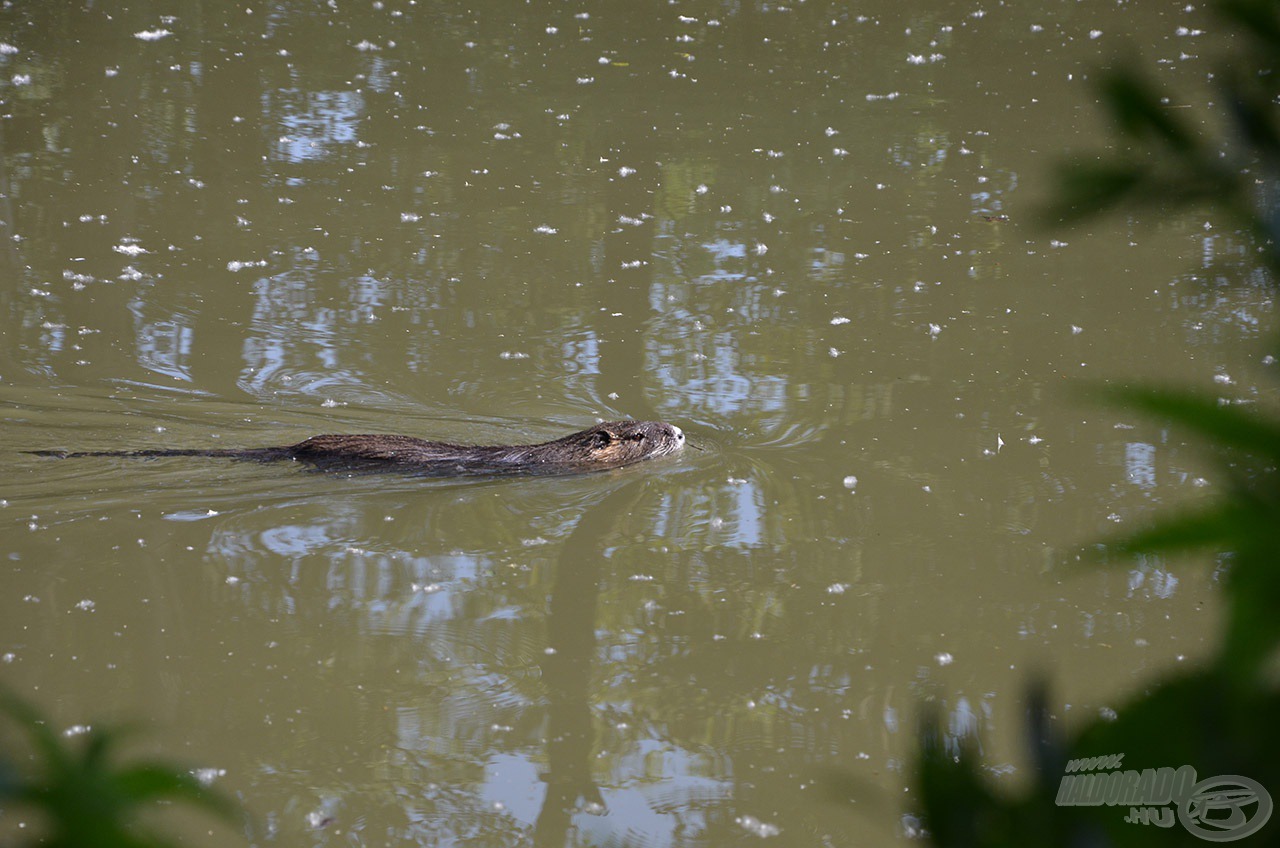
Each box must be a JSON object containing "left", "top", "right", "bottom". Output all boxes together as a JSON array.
[{"left": 629, "top": 432, "right": 646, "bottom": 441}]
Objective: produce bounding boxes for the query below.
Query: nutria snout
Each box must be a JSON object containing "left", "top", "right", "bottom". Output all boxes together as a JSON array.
[{"left": 31, "top": 420, "right": 687, "bottom": 478}]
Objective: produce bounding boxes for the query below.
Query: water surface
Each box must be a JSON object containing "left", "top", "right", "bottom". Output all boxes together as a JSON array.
[{"left": 0, "top": 2, "right": 1268, "bottom": 846}]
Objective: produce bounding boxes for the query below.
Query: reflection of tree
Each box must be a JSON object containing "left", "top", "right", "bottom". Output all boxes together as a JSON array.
[{"left": 534, "top": 480, "right": 642, "bottom": 845}]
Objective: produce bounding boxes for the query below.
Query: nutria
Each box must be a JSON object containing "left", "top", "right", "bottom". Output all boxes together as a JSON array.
[{"left": 30, "top": 420, "right": 686, "bottom": 477}]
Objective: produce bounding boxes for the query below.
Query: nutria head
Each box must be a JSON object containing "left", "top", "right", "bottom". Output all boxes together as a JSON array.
[{"left": 545, "top": 420, "right": 685, "bottom": 470}]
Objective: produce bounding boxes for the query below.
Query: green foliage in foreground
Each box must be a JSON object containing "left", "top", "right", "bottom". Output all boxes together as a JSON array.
[
  {"left": 914, "top": 0, "right": 1280, "bottom": 845},
  {"left": 0, "top": 689, "right": 236, "bottom": 848},
  {"left": 917, "top": 389, "right": 1280, "bottom": 847}
]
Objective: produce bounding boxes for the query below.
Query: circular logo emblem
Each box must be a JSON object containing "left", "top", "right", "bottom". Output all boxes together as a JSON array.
[{"left": 1178, "top": 775, "right": 1273, "bottom": 842}]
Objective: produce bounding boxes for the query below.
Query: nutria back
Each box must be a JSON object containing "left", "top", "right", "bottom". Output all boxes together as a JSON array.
[{"left": 31, "top": 420, "right": 686, "bottom": 478}]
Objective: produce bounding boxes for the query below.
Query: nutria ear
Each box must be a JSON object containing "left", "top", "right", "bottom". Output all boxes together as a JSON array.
[{"left": 595, "top": 430, "right": 614, "bottom": 445}]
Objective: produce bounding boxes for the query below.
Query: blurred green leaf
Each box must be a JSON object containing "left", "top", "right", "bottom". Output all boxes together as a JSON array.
[
  {"left": 1100, "top": 70, "right": 1198, "bottom": 156},
  {"left": 1105, "top": 384, "right": 1280, "bottom": 462},
  {"left": 1218, "top": 543, "right": 1280, "bottom": 677},
  {"left": 1224, "top": 79, "right": 1280, "bottom": 162},
  {"left": 1108, "top": 503, "right": 1245, "bottom": 555},
  {"left": 1218, "top": 0, "right": 1280, "bottom": 50},
  {"left": 116, "top": 764, "right": 237, "bottom": 819},
  {"left": 0, "top": 687, "right": 240, "bottom": 848},
  {"left": 1044, "top": 159, "right": 1147, "bottom": 223},
  {"left": 0, "top": 688, "right": 70, "bottom": 773},
  {"left": 0, "top": 756, "right": 20, "bottom": 800},
  {"left": 1044, "top": 158, "right": 1232, "bottom": 225},
  {"left": 81, "top": 725, "right": 121, "bottom": 771},
  {"left": 909, "top": 1, "right": 1280, "bottom": 845}
]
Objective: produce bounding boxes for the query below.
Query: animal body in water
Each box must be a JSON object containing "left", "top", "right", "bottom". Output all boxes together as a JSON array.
[{"left": 30, "top": 420, "right": 686, "bottom": 477}]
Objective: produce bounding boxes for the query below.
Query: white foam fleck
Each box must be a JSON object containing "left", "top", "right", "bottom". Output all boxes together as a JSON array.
[{"left": 736, "top": 815, "right": 781, "bottom": 838}]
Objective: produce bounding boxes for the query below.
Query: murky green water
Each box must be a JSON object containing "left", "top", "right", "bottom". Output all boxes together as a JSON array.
[{"left": 1, "top": 2, "right": 1272, "bottom": 846}]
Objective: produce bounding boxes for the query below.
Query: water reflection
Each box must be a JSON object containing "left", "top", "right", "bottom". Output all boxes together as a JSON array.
[
  {"left": 130, "top": 305, "right": 195, "bottom": 382},
  {"left": 275, "top": 90, "right": 364, "bottom": 163},
  {"left": 1124, "top": 441, "right": 1157, "bottom": 490}
]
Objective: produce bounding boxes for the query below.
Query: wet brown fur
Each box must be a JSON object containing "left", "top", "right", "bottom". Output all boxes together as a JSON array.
[{"left": 30, "top": 421, "right": 685, "bottom": 477}]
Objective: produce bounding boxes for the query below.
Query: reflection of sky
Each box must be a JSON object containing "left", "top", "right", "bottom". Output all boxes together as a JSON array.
[
  {"left": 1128, "top": 557, "right": 1180, "bottom": 600},
  {"left": 478, "top": 746, "right": 730, "bottom": 842},
  {"left": 653, "top": 482, "right": 768, "bottom": 550},
  {"left": 701, "top": 238, "right": 747, "bottom": 261},
  {"left": 479, "top": 754, "right": 543, "bottom": 824},
  {"left": 1124, "top": 442, "right": 1156, "bottom": 489},
  {"left": 240, "top": 331, "right": 289, "bottom": 392},
  {"left": 129, "top": 303, "right": 194, "bottom": 381},
  {"left": 650, "top": 238, "right": 792, "bottom": 420},
  {"left": 258, "top": 523, "right": 335, "bottom": 557},
  {"left": 347, "top": 274, "right": 385, "bottom": 308},
  {"left": 38, "top": 322, "right": 66, "bottom": 354},
  {"left": 945, "top": 696, "right": 983, "bottom": 757},
  {"left": 651, "top": 333, "right": 789, "bottom": 419},
  {"left": 211, "top": 524, "right": 486, "bottom": 631},
  {"left": 363, "top": 56, "right": 396, "bottom": 93},
  {"left": 728, "top": 479, "right": 763, "bottom": 548},
  {"left": 236, "top": 268, "right": 409, "bottom": 398},
  {"left": 274, "top": 89, "right": 364, "bottom": 163},
  {"left": 562, "top": 334, "right": 601, "bottom": 376},
  {"left": 239, "top": 273, "right": 334, "bottom": 394}
]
